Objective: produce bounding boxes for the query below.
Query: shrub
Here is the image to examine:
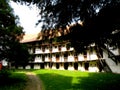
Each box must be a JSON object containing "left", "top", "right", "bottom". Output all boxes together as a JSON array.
[{"left": 0, "top": 68, "right": 11, "bottom": 84}]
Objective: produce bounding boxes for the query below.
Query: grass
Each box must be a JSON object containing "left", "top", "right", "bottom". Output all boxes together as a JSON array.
[
  {"left": 0, "top": 70, "right": 27, "bottom": 90},
  {"left": 1, "top": 69, "right": 120, "bottom": 90},
  {"left": 32, "top": 69, "right": 120, "bottom": 90}
]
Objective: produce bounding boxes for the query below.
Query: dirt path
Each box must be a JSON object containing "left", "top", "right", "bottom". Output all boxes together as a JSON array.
[{"left": 24, "top": 72, "right": 43, "bottom": 90}]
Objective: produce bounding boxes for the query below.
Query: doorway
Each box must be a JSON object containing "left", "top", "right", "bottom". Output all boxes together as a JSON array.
[{"left": 84, "top": 62, "right": 89, "bottom": 70}]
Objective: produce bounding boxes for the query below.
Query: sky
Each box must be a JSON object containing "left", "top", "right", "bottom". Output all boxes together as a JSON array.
[{"left": 10, "top": 1, "right": 42, "bottom": 34}]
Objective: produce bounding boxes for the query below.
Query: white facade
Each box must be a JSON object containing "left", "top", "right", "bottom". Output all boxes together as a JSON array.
[
  {"left": 21, "top": 41, "right": 101, "bottom": 72},
  {"left": 20, "top": 42, "right": 120, "bottom": 73}
]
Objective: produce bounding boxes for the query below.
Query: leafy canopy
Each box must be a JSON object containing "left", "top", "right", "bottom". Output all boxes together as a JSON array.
[
  {"left": 12, "top": 0, "right": 119, "bottom": 28},
  {"left": 12, "top": 0, "right": 120, "bottom": 50},
  {"left": 0, "top": 0, "right": 29, "bottom": 66}
]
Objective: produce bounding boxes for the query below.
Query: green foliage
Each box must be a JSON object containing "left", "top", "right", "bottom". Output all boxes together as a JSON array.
[
  {"left": 11, "top": 0, "right": 120, "bottom": 55},
  {"left": 0, "top": 0, "right": 30, "bottom": 67},
  {"left": 8, "top": 42, "right": 30, "bottom": 68},
  {"left": 0, "top": 68, "right": 11, "bottom": 79},
  {"left": 13, "top": 0, "right": 120, "bottom": 50},
  {"left": 12, "top": 0, "right": 120, "bottom": 29}
]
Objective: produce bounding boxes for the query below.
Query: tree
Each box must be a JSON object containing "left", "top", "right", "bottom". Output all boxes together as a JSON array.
[
  {"left": 12, "top": 0, "right": 120, "bottom": 50},
  {"left": 0, "top": 0, "right": 29, "bottom": 68},
  {"left": 8, "top": 42, "right": 30, "bottom": 68}
]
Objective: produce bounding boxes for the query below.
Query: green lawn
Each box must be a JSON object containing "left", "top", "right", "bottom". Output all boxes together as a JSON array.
[
  {"left": 0, "top": 70, "right": 27, "bottom": 90},
  {"left": 33, "top": 69, "right": 120, "bottom": 90},
  {"left": 0, "top": 69, "right": 120, "bottom": 90}
]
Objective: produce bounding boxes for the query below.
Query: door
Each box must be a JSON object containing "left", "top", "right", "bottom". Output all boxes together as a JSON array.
[{"left": 84, "top": 62, "right": 89, "bottom": 70}]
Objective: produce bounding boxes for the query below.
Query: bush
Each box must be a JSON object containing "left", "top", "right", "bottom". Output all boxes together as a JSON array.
[{"left": 0, "top": 68, "right": 11, "bottom": 83}]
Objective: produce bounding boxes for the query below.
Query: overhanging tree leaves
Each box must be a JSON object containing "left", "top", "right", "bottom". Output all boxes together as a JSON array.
[
  {"left": 0, "top": 0, "right": 29, "bottom": 67},
  {"left": 12, "top": 0, "right": 119, "bottom": 27},
  {"left": 68, "top": 3, "right": 120, "bottom": 52},
  {"left": 12, "top": 0, "right": 120, "bottom": 50}
]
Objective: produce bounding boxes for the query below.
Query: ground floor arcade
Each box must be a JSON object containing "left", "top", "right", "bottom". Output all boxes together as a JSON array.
[{"left": 17, "top": 60, "right": 100, "bottom": 72}]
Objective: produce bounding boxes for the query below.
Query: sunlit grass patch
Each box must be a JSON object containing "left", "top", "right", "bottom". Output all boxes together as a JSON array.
[
  {"left": 3, "top": 69, "right": 120, "bottom": 90},
  {"left": 33, "top": 69, "right": 120, "bottom": 90}
]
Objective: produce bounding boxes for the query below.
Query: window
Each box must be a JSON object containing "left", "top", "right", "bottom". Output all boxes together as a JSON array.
[{"left": 83, "top": 51, "right": 87, "bottom": 60}]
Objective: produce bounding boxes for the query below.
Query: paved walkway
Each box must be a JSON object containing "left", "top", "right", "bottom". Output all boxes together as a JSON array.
[{"left": 24, "top": 72, "right": 43, "bottom": 90}]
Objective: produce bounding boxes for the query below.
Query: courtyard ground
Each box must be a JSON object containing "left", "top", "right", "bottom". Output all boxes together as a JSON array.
[{"left": 24, "top": 72, "right": 43, "bottom": 90}]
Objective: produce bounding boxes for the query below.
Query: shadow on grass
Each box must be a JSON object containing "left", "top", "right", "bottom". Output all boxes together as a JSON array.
[
  {"left": 37, "top": 72, "right": 120, "bottom": 90},
  {"left": 37, "top": 73, "right": 73, "bottom": 90},
  {"left": 73, "top": 73, "right": 120, "bottom": 90},
  {"left": 0, "top": 72, "right": 27, "bottom": 90}
]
